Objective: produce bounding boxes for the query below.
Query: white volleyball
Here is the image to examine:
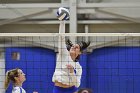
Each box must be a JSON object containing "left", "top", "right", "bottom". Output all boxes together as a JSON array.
[{"left": 57, "top": 7, "right": 70, "bottom": 21}]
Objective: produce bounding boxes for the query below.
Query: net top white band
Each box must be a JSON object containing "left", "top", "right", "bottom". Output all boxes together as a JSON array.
[{"left": 0, "top": 33, "right": 140, "bottom": 36}]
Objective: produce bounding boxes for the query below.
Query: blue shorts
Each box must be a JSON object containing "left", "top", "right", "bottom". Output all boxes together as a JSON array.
[{"left": 53, "top": 85, "right": 78, "bottom": 93}]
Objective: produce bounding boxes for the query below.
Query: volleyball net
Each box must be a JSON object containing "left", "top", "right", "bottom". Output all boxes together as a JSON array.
[{"left": 0, "top": 33, "right": 140, "bottom": 93}]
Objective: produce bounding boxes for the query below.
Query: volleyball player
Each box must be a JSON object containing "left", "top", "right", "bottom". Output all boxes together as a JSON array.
[
  {"left": 75, "top": 88, "right": 93, "bottom": 93},
  {"left": 5, "top": 68, "right": 26, "bottom": 93},
  {"left": 52, "top": 21, "right": 90, "bottom": 93}
]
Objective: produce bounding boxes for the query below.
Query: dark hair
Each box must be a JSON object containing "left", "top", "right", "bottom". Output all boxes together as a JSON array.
[
  {"left": 75, "top": 41, "right": 90, "bottom": 62},
  {"left": 66, "top": 39, "right": 90, "bottom": 62},
  {"left": 77, "top": 88, "right": 93, "bottom": 93},
  {"left": 66, "top": 39, "right": 90, "bottom": 52},
  {"left": 78, "top": 41, "right": 90, "bottom": 51},
  {"left": 5, "top": 68, "right": 19, "bottom": 89},
  {"left": 75, "top": 55, "right": 80, "bottom": 62}
]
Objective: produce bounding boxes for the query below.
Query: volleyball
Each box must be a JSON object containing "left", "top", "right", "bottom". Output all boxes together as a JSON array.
[{"left": 57, "top": 7, "right": 70, "bottom": 21}]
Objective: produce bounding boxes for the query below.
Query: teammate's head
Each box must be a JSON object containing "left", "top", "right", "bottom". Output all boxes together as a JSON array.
[
  {"left": 5, "top": 68, "right": 26, "bottom": 89},
  {"left": 76, "top": 88, "right": 93, "bottom": 93}
]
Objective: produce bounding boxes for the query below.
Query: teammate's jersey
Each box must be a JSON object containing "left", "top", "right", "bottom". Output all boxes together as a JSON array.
[{"left": 12, "top": 86, "right": 26, "bottom": 93}]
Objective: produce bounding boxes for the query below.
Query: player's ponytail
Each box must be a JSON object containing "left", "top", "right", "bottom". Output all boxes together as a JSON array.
[
  {"left": 66, "top": 39, "right": 73, "bottom": 51},
  {"left": 4, "top": 68, "right": 19, "bottom": 89},
  {"left": 78, "top": 41, "right": 90, "bottom": 51},
  {"left": 5, "top": 71, "right": 11, "bottom": 89}
]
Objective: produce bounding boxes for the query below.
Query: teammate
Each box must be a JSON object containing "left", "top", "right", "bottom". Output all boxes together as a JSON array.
[
  {"left": 52, "top": 21, "right": 90, "bottom": 93},
  {"left": 5, "top": 68, "right": 26, "bottom": 93},
  {"left": 75, "top": 88, "right": 93, "bottom": 93}
]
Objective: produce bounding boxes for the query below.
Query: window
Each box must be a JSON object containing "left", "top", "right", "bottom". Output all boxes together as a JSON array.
[{"left": 12, "top": 52, "right": 20, "bottom": 60}]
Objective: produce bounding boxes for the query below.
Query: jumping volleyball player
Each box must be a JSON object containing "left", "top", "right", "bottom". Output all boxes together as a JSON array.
[{"left": 52, "top": 20, "right": 90, "bottom": 93}]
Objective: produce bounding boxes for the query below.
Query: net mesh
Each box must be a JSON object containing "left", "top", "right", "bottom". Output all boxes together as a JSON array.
[{"left": 0, "top": 33, "right": 140, "bottom": 93}]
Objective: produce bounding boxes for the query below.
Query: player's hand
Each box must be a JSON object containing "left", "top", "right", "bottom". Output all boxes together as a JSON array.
[{"left": 66, "top": 64, "right": 74, "bottom": 73}]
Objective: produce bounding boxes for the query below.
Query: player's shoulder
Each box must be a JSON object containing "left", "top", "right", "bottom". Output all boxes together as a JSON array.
[
  {"left": 12, "top": 87, "right": 21, "bottom": 93},
  {"left": 12, "top": 86, "right": 26, "bottom": 93},
  {"left": 76, "top": 62, "right": 82, "bottom": 67}
]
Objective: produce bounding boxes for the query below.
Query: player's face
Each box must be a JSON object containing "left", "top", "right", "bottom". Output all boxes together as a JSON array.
[
  {"left": 70, "top": 44, "right": 81, "bottom": 57},
  {"left": 17, "top": 69, "right": 26, "bottom": 83}
]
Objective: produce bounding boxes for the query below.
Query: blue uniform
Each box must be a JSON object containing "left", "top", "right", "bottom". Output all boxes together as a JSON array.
[{"left": 53, "top": 86, "right": 77, "bottom": 93}]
